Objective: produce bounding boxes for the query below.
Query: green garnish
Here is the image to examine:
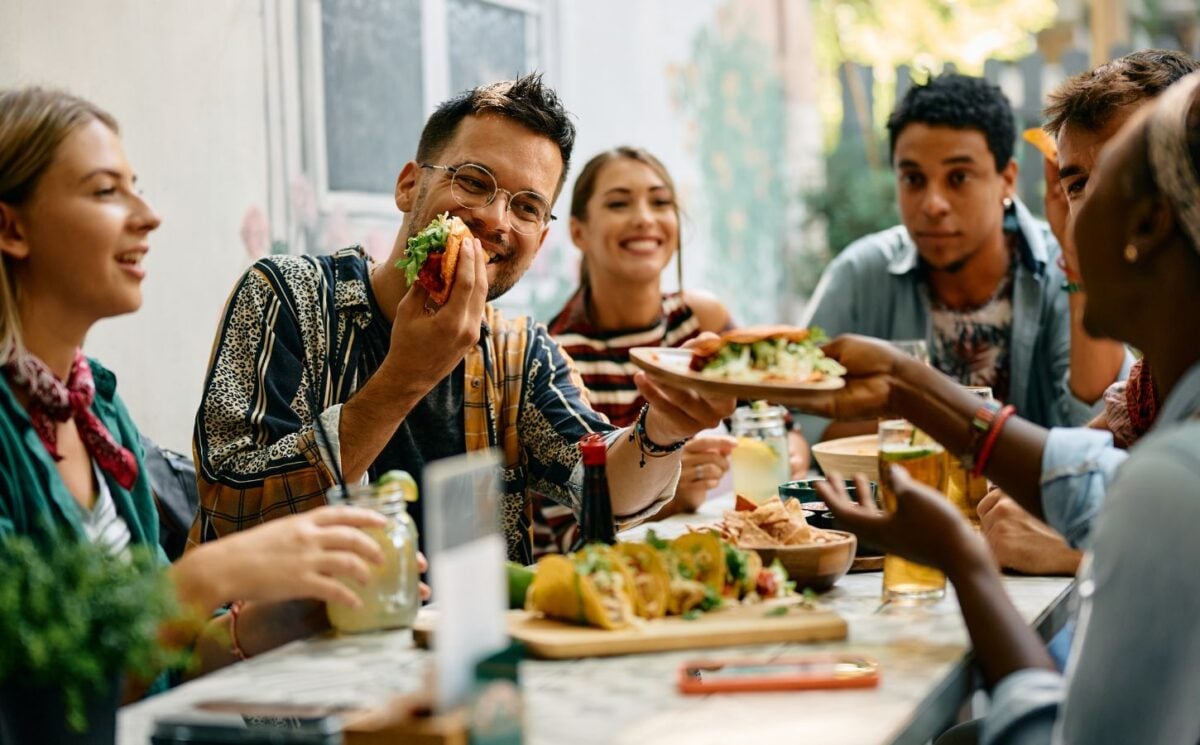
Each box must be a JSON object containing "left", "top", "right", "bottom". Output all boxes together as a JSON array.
[
  {"left": 682, "top": 609, "right": 703, "bottom": 621},
  {"left": 396, "top": 212, "right": 453, "bottom": 285},
  {"left": 764, "top": 606, "right": 789, "bottom": 617},
  {"left": 699, "top": 586, "right": 723, "bottom": 611},
  {"left": 645, "top": 529, "right": 669, "bottom": 551}
]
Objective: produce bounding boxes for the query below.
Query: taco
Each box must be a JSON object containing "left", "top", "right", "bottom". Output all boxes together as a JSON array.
[
  {"left": 615, "top": 542, "right": 671, "bottom": 619},
  {"left": 526, "top": 545, "right": 637, "bottom": 630},
  {"left": 688, "top": 325, "right": 846, "bottom": 384},
  {"left": 671, "top": 533, "right": 727, "bottom": 595},
  {"left": 395, "top": 212, "right": 473, "bottom": 305}
]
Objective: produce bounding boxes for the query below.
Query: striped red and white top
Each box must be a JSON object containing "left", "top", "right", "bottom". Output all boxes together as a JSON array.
[
  {"left": 548, "top": 288, "right": 703, "bottom": 428},
  {"left": 532, "top": 288, "right": 702, "bottom": 556}
]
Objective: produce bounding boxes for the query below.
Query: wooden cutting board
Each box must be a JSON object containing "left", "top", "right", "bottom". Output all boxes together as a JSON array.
[{"left": 413, "top": 599, "right": 846, "bottom": 659}]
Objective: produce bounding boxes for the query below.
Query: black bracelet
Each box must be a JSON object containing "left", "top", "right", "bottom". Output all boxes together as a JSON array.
[{"left": 628, "top": 404, "right": 688, "bottom": 467}]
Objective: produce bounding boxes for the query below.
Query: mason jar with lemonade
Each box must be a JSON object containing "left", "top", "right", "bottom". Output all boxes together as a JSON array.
[
  {"left": 730, "top": 402, "right": 791, "bottom": 504},
  {"left": 325, "top": 471, "right": 422, "bottom": 633}
]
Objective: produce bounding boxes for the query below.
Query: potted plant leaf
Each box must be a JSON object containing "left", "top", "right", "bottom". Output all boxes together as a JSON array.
[{"left": 0, "top": 535, "right": 189, "bottom": 744}]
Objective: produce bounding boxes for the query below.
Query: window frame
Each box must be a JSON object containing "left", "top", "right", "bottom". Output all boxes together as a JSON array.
[{"left": 283, "top": 0, "right": 553, "bottom": 220}]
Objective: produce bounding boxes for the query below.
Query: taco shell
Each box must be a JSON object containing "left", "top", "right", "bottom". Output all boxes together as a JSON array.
[
  {"left": 615, "top": 542, "right": 671, "bottom": 619},
  {"left": 671, "top": 532, "right": 727, "bottom": 594}
]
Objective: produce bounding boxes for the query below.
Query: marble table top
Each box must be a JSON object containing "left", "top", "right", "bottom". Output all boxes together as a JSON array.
[{"left": 119, "top": 495, "right": 1073, "bottom": 745}]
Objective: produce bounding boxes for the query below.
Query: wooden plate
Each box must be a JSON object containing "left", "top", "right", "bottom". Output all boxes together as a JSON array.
[
  {"left": 629, "top": 347, "right": 845, "bottom": 404},
  {"left": 413, "top": 598, "right": 846, "bottom": 659}
]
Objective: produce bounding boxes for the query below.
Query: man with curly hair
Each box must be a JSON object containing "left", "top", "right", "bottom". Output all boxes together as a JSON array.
[{"left": 800, "top": 73, "right": 1131, "bottom": 442}]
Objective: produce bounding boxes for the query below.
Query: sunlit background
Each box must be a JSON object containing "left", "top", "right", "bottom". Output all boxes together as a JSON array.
[{"left": 1, "top": 0, "right": 1195, "bottom": 451}]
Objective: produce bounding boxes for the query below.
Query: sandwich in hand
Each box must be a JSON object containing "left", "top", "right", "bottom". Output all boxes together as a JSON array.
[
  {"left": 395, "top": 212, "right": 474, "bottom": 305},
  {"left": 688, "top": 325, "right": 846, "bottom": 384}
]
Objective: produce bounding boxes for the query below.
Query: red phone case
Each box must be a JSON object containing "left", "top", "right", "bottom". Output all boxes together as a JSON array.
[{"left": 678, "top": 654, "right": 880, "bottom": 694}]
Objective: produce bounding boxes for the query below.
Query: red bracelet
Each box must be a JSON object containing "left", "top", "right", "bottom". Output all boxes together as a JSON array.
[
  {"left": 972, "top": 405, "right": 1016, "bottom": 477},
  {"left": 228, "top": 601, "right": 250, "bottom": 661},
  {"left": 1055, "top": 254, "right": 1081, "bottom": 283}
]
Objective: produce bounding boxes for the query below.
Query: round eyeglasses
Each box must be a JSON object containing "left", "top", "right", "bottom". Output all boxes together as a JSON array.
[{"left": 420, "top": 163, "right": 555, "bottom": 235}]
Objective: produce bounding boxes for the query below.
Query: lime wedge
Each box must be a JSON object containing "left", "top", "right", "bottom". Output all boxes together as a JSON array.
[
  {"left": 375, "top": 470, "right": 419, "bottom": 502},
  {"left": 506, "top": 561, "right": 536, "bottom": 609}
]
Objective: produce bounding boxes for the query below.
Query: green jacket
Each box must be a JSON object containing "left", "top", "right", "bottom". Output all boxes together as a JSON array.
[{"left": 0, "top": 357, "right": 161, "bottom": 556}]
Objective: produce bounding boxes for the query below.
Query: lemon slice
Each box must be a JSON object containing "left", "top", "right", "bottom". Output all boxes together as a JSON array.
[
  {"left": 375, "top": 470, "right": 419, "bottom": 503},
  {"left": 733, "top": 437, "right": 780, "bottom": 464}
]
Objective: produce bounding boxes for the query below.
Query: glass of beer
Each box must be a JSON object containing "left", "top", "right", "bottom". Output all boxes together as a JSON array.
[
  {"left": 879, "top": 419, "right": 949, "bottom": 603},
  {"left": 945, "top": 386, "right": 993, "bottom": 528}
]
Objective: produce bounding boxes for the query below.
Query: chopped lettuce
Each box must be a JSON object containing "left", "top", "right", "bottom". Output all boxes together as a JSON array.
[
  {"left": 395, "top": 212, "right": 452, "bottom": 285},
  {"left": 700, "top": 327, "right": 847, "bottom": 383}
]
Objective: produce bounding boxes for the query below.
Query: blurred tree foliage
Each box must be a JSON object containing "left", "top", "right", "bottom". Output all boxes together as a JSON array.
[
  {"left": 799, "top": 0, "right": 1057, "bottom": 278},
  {"left": 803, "top": 138, "right": 897, "bottom": 263}
]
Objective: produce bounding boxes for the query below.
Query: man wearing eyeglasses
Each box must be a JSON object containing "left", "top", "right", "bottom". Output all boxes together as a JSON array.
[{"left": 190, "top": 73, "right": 734, "bottom": 564}]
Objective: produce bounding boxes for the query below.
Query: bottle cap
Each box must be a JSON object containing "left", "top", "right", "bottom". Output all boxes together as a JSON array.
[{"left": 579, "top": 433, "right": 607, "bottom": 466}]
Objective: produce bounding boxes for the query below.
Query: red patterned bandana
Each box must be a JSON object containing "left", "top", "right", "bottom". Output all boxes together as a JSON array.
[
  {"left": 4, "top": 349, "right": 139, "bottom": 490},
  {"left": 1125, "top": 359, "right": 1159, "bottom": 441}
]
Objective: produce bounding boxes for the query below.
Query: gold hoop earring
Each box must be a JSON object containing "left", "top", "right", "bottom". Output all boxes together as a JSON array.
[{"left": 1123, "top": 244, "right": 1139, "bottom": 263}]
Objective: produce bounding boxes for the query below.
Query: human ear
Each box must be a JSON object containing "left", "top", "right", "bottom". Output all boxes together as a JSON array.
[
  {"left": 1128, "top": 193, "right": 1178, "bottom": 262},
  {"left": 1000, "top": 158, "right": 1019, "bottom": 198},
  {"left": 0, "top": 203, "right": 30, "bottom": 261},
  {"left": 569, "top": 215, "right": 587, "bottom": 251},
  {"left": 394, "top": 161, "right": 421, "bottom": 213}
]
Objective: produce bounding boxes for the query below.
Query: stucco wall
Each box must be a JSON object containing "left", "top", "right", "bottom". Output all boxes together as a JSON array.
[{"left": 0, "top": 0, "right": 270, "bottom": 451}]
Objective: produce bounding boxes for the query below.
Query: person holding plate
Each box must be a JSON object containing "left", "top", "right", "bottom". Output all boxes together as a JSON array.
[
  {"left": 532, "top": 147, "right": 810, "bottom": 554},
  {"left": 806, "top": 71, "right": 1200, "bottom": 744}
]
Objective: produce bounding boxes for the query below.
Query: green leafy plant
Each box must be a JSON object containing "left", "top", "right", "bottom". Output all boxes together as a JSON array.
[
  {"left": 0, "top": 536, "right": 190, "bottom": 732},
  {"left": 803, "top": 140, "right": 898, "bottom": 262}
]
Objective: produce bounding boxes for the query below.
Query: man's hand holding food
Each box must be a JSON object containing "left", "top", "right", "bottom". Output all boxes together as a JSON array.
[{"left": 378, "top": 230, "right": 489, "bottom": 399}]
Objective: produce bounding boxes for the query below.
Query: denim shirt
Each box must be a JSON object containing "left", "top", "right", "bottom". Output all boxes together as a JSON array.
[
  {"left": 797, "top": 199, "right": 1131, "bottom": 441},
  {"left": 983, "top": 360, "right": 1200, "bottom": 745}
]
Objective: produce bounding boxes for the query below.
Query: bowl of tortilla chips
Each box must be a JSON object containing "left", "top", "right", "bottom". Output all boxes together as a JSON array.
[{"left": 717, "top": 495, "right": 856, "bottom": 591}]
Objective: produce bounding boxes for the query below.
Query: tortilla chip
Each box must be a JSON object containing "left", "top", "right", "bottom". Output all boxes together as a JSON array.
[{"left": 1023, "top": 127, "right": 1058, "bottom": 162}]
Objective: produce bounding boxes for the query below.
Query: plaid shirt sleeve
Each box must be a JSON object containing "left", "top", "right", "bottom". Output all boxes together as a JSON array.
[{"left": 189, "top": 259, "right": 337, "bottom": 546}]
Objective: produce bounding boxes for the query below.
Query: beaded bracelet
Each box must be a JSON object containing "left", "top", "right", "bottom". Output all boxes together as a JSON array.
[
  {"left": 628, "top": 403, "right": 688, "bottom": 467},
  {"left": 228, "top": 600, "right": 250, "bottom": 661}
]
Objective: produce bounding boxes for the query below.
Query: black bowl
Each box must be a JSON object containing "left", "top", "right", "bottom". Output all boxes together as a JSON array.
[{"left": 778, "top": 480, "right": 883, "bottom": 557}]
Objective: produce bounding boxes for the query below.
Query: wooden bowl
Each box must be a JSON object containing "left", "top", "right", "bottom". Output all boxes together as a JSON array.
[
  {"left": 811, "top": 434, "right": 879, "bottom": 482},
  {"left": 743, "top": 531, "right": 857, "bottom": 591}
]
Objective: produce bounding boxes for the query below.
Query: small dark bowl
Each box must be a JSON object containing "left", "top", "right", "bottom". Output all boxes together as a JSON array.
[
  {"left": 778, "top": 478, "right": 877, "bottom": 504},
  {"left": 778, "top": 480, "right": 883, "bottom": 557}
]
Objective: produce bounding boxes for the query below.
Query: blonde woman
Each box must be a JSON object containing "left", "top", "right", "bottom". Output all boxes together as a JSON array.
[{"left": 0, "top": 87, "right": 422, "bottom": 689}]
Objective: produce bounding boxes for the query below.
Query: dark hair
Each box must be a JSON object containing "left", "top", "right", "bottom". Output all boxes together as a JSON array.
[
  {"left": 416, "top": 72, "right": 576, "bottom": 196},
  {"left": 570, "top": 147, "right": 683, "bottom": 291},
  {"left": 887, "top": 72, "right": 1016, "bottom": 171},
  {"left": 1127, "top": 77, "right": 1200, "bottom": 252},
  {"left": 1044, "top": 49, "right": 1200, "bottom": 137}
]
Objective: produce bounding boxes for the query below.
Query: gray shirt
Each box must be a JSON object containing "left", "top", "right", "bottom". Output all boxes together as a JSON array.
[{"left": 983, "top": 359, "right": 1200, "bottom": 745}]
